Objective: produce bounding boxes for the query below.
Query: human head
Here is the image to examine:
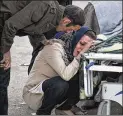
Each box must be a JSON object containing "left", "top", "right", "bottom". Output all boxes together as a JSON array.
[
  {"left": 72, "top": 26, "right": 96, "bottom": 56},
  {"left": 57, "top": 5, "right": 85, "bottom": 32}
]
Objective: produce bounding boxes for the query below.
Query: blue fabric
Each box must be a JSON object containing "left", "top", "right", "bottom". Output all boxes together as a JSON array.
[
  {"left": 115, "top": 91, "right": 123, "bottom": 96},
  {"left": 71, "top": 26, "right": 92, "bottom": 52},
  {"left": 54, "top": 32, "right": 65, "bottom": 39}
]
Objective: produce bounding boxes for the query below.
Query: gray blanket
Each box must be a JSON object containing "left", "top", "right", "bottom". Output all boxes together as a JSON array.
[{"left": 90, "top": 1, "right": 122, "bottom": 38}]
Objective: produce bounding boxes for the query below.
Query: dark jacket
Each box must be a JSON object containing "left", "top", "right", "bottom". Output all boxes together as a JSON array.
[
  {"left": 0, "top": 1, "right": 64, "bottom": 53},
  {"left": 84, "top": 2, "right": 100, "bottom": 34}
]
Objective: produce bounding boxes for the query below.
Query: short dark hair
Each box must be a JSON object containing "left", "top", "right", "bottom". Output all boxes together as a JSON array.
[
  {"left": 64, "top": 5, "right": 85, "bottom": 26},
  {"left": 85, "top": 30, "right": 97, "bottom": 40}
]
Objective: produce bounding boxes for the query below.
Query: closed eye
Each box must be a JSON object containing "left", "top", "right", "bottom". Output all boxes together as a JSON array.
[{"left": 80, "top": 41, "right": 86, "bottom": 46}]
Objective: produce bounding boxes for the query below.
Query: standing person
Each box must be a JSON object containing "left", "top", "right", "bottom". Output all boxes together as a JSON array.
[
  {"left": 28, "top": 0, "right": 73, "bottom": 62},
  {"left": 23, "top": 26, "right": 96, "bottom": 115},
  {"left": 0, "top": 0, "right": 84, "bottom": 115}
]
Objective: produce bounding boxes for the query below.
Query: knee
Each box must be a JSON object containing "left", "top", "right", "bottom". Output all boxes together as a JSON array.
[{"left": 53, "top": 78, "right": 69, "bottom": 93}]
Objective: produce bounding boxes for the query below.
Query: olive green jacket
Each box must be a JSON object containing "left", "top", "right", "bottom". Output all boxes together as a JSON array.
[{"left": 0, "top": 1, "right": 64, "bottom": 53}]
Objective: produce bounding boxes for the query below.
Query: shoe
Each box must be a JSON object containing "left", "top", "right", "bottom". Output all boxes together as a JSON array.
[
  {"left": 71, "top": 105, "right": 88, "bottom": 115},
  {"left": 55, "top": 109, "right": 67, "bottom": 115},
  {"left": 80, "top": 100, "right": 97, "bottom": 110}
]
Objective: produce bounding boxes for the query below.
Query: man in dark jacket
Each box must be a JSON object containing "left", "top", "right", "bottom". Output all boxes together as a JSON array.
[{"left": 0, "top": 0, "right": 85, "bottom": 115}]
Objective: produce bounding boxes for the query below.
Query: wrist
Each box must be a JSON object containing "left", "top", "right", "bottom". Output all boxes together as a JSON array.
[
  {"left": 75, "top": 56, "right": 80, "bottom": 63},
  {"left": 56, "top": 26, "right": 61, "bottom": 32},
  {"left": 75, "top": 53, "right": 85, "bottom": 62},
  {"left": 56, "top": 25, "right": 65, "bottom": 32}
]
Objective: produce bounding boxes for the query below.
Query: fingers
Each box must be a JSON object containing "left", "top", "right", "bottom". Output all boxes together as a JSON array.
[
  {"left": 86, "top": 41, "right": 94, "bottom": 49},
  {"left": 0, "top": 63, "right": 5, "bottom": 68},
  {"left": 89, "top": 41, "right": 96, "bottom": 50},
  {"left": 0, "top": 51, "right": 11, "bottom": 70},
  {"left": 0, "top": 58, "right": 5, "bottom": 67},
  {"left": 63, "top": 18, "right": 71, "bottom": 26},
  {"left": 4, "top": 58, "right": 11, "bottom": 70},
  {"left": 88, "top": 40, "right": 94, "bottom": 45},
  {"left": 0, "top": 59, "right": 11, "bottom": 70}
]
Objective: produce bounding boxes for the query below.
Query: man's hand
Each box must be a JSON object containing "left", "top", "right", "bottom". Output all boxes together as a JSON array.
[{"left": 0, "top": 51, "right": 11, "bottom": 70}]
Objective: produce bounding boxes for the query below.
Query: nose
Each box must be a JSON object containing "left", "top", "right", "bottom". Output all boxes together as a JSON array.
[
  {"left": 77, "top": 48, "right": 83, "bottom": 54},
  {"left": 79, "top": 46, "right": 83, "bottom": 51}
]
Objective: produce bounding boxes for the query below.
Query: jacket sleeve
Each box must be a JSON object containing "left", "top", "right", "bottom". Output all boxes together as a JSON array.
[
  {"left": 1, "top": 1, "right": 49, "bottom": 53},
  {"left": 44, "top": 43, "right": 79, "bottom": 81}
]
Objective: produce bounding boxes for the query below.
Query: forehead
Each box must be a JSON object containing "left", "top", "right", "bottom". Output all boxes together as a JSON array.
[{"left": 80, "top": 35, "right": 93, "bottom": 43}]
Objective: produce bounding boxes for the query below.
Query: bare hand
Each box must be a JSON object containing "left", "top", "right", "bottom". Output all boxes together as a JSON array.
[
  {"left": 0, "top": 51, "right": 11, "bottom": 70},
  {"left": 81, "top": 41, "right": 94, "bottom": 53},
  {"left": 76, "top": 41, "right": 93, "bottom": 60}
]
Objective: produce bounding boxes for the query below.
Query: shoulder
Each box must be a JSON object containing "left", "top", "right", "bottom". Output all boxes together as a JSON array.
[
  {"left": 44, "top": 42, "right": 64, "bottom": 53},
  {"left": 40, "top": 41, "right": 65, "bottom": 58},
  {"left": 36, "top": 1, "right": 58, "bottom": 8}
]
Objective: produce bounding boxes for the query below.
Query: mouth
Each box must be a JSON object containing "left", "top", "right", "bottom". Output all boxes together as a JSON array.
[{"left": 77, "top": 51, "right": 80, "bottom": 55}]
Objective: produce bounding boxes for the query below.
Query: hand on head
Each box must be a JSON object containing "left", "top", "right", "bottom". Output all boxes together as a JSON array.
[{"left": 75, "top": 40, "right": 94, "bottom": 61}]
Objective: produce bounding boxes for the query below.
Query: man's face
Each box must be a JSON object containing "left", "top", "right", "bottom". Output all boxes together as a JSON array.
[{"left": 73, "top": 35, "right": 93, "bottom": 57}]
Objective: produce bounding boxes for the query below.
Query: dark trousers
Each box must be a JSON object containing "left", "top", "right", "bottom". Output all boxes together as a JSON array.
[
  {"left": 0, "top": 22, "right": 10, "bottom": 114},
  {"left": 0, "top": 12, "right": 10, "bottom": 114},
  {"left": 36, "top": 76, "right": 79, "bottom": 115},
  {"left": 0, "top": 67, "right": 10, "bottom": 115}
]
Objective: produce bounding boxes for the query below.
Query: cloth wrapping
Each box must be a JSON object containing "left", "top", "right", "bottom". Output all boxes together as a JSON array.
[
  {"left": 90, "top": 32, "right": 122, "bottom": 53},
  {"left": 90, "top": 1, "right": 122, "bottom": 38}
]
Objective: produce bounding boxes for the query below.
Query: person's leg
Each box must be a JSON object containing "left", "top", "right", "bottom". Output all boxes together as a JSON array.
[
  {"left": 36, "top": 76, "right": 69, "bottom": 115},
  {"left": 0, "top": 66, "right": 10, "bottom": 115},
  {"left": 55, "top": 74, "right": 87, "bottom": 115},
  {"left": 56, "top": 74, "right": 80, "bottom": 110},
  {"left": 67, "top": 76, "right": 80, "bottom": 105},
  {"left": 0, "top": 25, "right": 10, "bottom": 114}
]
